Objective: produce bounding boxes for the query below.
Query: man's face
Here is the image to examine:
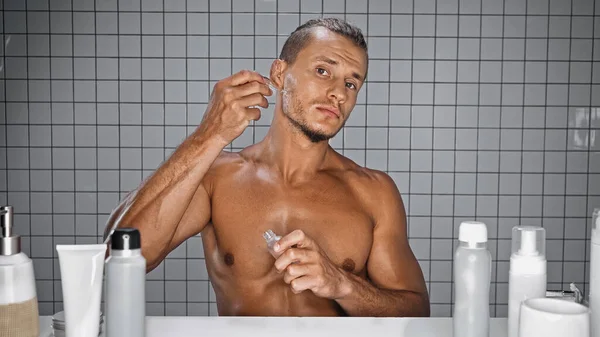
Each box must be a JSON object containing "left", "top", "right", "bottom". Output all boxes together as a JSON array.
[{"left": 280, "top": 27, "right": 368, "bottom": 143}]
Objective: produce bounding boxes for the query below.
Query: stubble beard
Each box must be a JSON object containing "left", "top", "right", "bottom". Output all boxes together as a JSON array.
[{"left": 282, "top": 90, "right": 343, "bottom": 144}]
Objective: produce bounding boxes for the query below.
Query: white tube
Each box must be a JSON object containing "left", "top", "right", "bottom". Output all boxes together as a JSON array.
[{"left": 56, "top": 244, "right": 107, "bottom": 337}]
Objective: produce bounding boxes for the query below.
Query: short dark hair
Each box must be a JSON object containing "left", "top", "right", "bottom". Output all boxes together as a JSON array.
[{"left": 278, "top": 17, "right": 368, "bottom": 65}]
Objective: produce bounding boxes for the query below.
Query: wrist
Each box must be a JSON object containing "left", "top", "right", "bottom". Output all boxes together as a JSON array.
[
  {"left": 192, "top": 129, "right": 229, "bottom": 151},
  {"left": 336, "top": 270, "right": 357, "bottom": 300}
]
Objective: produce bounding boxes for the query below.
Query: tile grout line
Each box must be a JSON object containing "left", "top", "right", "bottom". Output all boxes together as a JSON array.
[
  {"left": 449, "top": 0, "right": 462, "bottom": 314},
  {"left": 364, "top": 0, "right": 369, "bottom": 169},
  {"left": 1, "top": 4, "right": 6, "bottom": 211},
  {"left": 518, "top": 0, "right": 529, "bottom": 247},
  {"left": 560, "top": 0, "right": 574, "bottom": 291},
  {"left": 48, "top": 1, "right": 56, "bottom": 313},
  {"left": 184, "top": 0, "right": 188, "bottom": 316},
  {"left": 25, "top": 0, "right": 31, "bottom": 276},
  {"left": 71, "top": 0, "right": 75, "bottom": 246},
  {"left": 493, "top": 0, "right": 507, "bottom": 315},
  {"left": 583, "top": 0, "right": 597, "bottom": 298},
  {"left": 539, "top": 0, "right": 550, "bottom": 288},
  {"left": 206, "top": 0, "right": 212, "bottom": 315},
  {"left": 4, "top": 8, "right": 598, "bottom": 16},
  {"left": 429, "top": 0, "right": 438, "bottom": 311}
]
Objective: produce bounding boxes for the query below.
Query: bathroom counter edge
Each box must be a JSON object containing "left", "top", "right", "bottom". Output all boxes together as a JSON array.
[{"left": 39, "top": 315, "right": 508, "bottom": 337}]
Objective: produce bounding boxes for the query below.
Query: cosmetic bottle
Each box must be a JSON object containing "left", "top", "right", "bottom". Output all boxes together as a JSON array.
[
  {"left": 105, "top": 228, "right": 146, "bottom": 337},
  {"left": 0, "top": 205, "right": 40, "bottom": 337},
  {"left": 263, "top": 229, "right": 282, "bottom": 258},
  {"left": 453, "top": 221, "right": 491, "bottom": 337},
  {"left": 507, "top": 225, "right": 547, "bottom": 337}
]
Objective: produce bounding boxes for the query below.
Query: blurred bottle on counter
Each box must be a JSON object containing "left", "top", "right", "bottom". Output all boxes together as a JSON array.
[
  {"left": 105, "top": 228, "right": 146, "bottom": 337},
  {"left": 590, "top": 208, "right": 600, "bottom": 337},
  {"left": 453, "top": 221, "right": 491, "bottom": 337},
  {"left": 0, "top": 205, "right": 40, "bottom": 337},
  {"left": 507, "top": 226, "right": 547, "bottom": 337}
]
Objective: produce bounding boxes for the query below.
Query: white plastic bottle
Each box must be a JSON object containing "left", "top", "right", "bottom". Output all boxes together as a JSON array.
[
  {"left": 590, "top": 208, "right": 600, "bottom": 337},
  {"left": 453, "top": 221, "right": 492, "bottom": 337},
  {"left": 0, "top": 205, "right": 40, "bottom": 337},
  {"left": 105, "top": 228, "right": 146, "bottom": 337},
  {"left": 507, "top": 225, "right": 547, "bottom": 337}
]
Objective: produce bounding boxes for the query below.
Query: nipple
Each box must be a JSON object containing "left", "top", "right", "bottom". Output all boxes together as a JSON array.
[
  {"left": 341, "top": 258, "right": 355, "bottom": 272},
  {"left": 224, "top": 253, "right": 235, "bottom": 266}
]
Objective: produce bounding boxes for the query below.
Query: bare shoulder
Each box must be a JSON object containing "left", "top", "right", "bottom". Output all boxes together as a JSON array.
[
  {"left": 334, "top": 152, "right": 399, "bottom": 192},
  {"left": 332, "top": 153, "right": 404, "bottom": 219},
  {"left": 209, "top": 150, "right": 246, "bottom": 170},
  {"left": 202, "top": 149, "right": 252, "bottom": 193}
]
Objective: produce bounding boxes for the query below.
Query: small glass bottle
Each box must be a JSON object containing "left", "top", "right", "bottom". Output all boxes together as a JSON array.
[{"left": 263, "top": 229, "right": 282, "bottom": 257}]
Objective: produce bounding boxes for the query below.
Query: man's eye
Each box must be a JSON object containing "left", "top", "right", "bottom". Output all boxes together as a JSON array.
[
  {"left": 346, "top": 82, "right": 357, "bottom": 90},
  {"left": 316, "top": 68, "right": 328, "bottom": 75}
]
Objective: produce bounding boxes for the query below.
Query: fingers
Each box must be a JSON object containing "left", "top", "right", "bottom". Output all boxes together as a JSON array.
[
  {"left": 283, "top": 263, "right": 311, "bottom": 284},
  {"left": 245, "top": 107, "right": 261, "bottom": 121},
  {"left": 274, "top": 229, "right": 314, "bottom": 254},
  {"left": 235, "top": 80, "right": 272, "bottom": 98},
  {"left": 289, "top": 276, "right": 317, "bottom": 294},
  {"left": 237, "top": 92, "right": 269, "bottom": 109},
  {"left": 274, "top": 248, "right": 315, "bottom": 273},
  {"left": 228, "top": 70, "right": 266, "bottom": 87}
]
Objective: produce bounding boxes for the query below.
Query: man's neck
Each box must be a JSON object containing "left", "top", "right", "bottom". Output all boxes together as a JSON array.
[{"left": 259, "top": 106, "right": 332, "bottom": 183}]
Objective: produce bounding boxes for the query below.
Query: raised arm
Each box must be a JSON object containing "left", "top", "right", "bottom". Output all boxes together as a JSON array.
[
  {"left": 103, "top": 134, "right": 221, "bottom": 272},
  {"left": 103, "top": 70, "right": 273, "bottom": 272},
  {"left": 334, "top": 171, "right": 430, "bottom": 316}
]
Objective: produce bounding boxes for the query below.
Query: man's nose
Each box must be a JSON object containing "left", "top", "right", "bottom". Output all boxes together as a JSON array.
[{"left": 328, "top": 80, "right": 347, "bottom": 103}]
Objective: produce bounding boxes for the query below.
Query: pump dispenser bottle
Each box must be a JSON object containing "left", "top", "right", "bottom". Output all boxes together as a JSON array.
[
  {"left": 507, "top": 225, "right": 547, "bottom": 337},
  {"left": 0, "top": 205, "right": 40, "bottom": 337},
  {"left": 590, "top": 209, "right": 600, "bottom": 337}
]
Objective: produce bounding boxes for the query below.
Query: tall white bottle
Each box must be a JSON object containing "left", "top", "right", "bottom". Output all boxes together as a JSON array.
[
  {"left": 507, "top": 225, "right": 547, "bottom": 337},
  {"left": 453, "top": 221, "right": 492, "bottom": 337},
  {"left": 105, "top": 228, "right": 146, "bottom": 337},
  {"left": 590, "top": 208, "right": 600, "bottom": 337}
]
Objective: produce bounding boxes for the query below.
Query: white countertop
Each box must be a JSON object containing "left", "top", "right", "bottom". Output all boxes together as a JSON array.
[{"left": 40, "top": 316, "right": 508, "bottom": 337}]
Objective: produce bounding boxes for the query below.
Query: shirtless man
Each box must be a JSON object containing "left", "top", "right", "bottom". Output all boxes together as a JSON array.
[{"left": 104, "top": 18, "right": 429, "bottom": 317}]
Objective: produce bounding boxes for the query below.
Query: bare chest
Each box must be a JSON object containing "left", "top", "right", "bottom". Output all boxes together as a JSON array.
[{"left": 203, "top": 175, "right": 374, "bottom": 279}]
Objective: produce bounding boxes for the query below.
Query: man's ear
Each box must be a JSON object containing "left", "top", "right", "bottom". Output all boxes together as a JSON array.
[{"left": 269, "top": 59, "right": 287, "bottom": 90}]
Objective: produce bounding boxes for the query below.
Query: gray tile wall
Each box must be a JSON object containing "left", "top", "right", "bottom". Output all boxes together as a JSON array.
[{"left": 0, "top": 0, "right": 599, "bottom": 317}]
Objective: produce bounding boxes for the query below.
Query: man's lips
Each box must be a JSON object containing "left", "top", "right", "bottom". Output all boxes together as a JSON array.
[{"left": 315, "top": 106, "right": 341, "bottom": 118}]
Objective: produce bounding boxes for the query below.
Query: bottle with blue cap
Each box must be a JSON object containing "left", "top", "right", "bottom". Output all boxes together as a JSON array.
[
  {"left": 452, "top": 221, "right": 492, "bottom": 337},
  {"left": 105, "top": 228, "right": 146, "bottom": 337}
]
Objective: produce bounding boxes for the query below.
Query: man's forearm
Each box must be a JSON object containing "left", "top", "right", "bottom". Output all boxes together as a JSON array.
[
  {"left": 107, "top": 131, "right": 222, "bottom": 231},
  {"left": 335, "top": 273, "right": 430, "bottom": 317},
  {"left": 102, "top": 130, "right": 224, "bottom": 267}
]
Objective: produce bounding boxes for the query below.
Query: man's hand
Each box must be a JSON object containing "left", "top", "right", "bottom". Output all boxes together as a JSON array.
[
  {"left": 273, "top": 229, "right": 350, "bottom": 299},
  {"left": 196, "top": 70, "right": 272, "bottom": 147}
]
